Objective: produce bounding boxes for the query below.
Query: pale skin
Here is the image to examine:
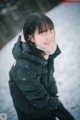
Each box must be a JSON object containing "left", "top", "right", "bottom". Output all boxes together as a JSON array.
[{"left": 28, "top": 28, "right": 57, "bottom": 59}]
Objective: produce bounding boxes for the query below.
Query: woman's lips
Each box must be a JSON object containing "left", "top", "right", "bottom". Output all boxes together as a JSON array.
[{"left": 44, "top": 43, "right": 51, "bottom": 46}]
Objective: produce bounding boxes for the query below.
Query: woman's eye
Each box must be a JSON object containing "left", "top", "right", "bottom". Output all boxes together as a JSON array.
[
  {"left": 50, "top": 29, "right": 53, "bottom": 32},
  {"left": 41, "top": 32, "right": 47, "bottom": 35},
  {"left": 50, "top": 29, "right": 54, "bottom": 34}
]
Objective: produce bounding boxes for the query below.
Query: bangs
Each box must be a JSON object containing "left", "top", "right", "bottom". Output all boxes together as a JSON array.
[{"left": 36, "top": 16, "right": 54, "bottom": 34}]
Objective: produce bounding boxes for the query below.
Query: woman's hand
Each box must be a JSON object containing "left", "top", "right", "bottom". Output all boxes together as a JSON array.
[{"left": 54, "top": 101, "right": 75, "bottom": 120}]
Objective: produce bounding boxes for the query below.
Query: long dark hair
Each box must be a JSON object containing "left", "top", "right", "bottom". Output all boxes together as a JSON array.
[{"left": 23, "top": 12, "right": 54, "bottom": 58}]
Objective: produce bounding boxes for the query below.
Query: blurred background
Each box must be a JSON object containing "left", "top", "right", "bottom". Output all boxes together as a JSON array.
[
  {"left": 0, "top": 0, "right": 61, "bottom": 49},
  {"left": 0, "top": 1, "right": 80, "bottom": 120}
]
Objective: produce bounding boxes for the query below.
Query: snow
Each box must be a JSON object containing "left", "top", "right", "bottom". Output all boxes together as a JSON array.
[{"left": 0, "top": 3, "right": 80, "bottom": 120}]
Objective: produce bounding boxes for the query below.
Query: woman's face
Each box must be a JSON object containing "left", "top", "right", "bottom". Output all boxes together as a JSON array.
[{"left": 29, "top": 28, "right": 55, "bottom": 51}]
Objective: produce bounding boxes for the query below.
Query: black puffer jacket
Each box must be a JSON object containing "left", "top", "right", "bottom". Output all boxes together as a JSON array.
[{"left": 9, "top": 36, "right": 61, "bottom": 119}]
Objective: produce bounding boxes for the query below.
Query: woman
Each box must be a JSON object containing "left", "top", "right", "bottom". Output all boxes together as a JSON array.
[{"left": 9, "top": 12, "right": 75, "bottom": 120}]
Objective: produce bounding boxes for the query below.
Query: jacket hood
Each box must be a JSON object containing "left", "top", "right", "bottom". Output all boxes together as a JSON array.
[{"left": 12, "top": 36, "right": 61, "bottom": 66}]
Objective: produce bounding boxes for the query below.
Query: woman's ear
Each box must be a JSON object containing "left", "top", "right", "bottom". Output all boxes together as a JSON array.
[{"left": 28, "top": 35, "right": 34, "bottom": 42}]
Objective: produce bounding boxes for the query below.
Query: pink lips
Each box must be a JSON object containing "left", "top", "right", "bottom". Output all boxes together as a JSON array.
[{"left": 44, "top": 43, "right": 50, "bottom": 46}]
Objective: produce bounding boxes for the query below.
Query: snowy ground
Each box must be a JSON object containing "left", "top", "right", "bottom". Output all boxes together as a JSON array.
[{"left": 0, "top": 3, "right": 80, "bottom": 120}]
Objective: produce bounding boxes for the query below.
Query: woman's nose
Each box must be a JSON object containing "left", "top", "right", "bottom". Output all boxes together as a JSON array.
[{"left": 46, "top": 32, "right": 53, "bottom": 41}]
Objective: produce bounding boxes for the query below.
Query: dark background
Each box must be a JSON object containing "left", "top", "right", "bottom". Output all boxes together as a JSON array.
[{"left": 0, "top": 0, "right": 61, "bottom": 49}]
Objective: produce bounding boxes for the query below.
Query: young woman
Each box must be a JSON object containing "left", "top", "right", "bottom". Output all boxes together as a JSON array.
[{"left": 9, "top": 12, "right": 75, "bottom": 120}]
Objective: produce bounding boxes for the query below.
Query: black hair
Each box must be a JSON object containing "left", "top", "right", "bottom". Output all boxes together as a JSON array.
[{"left": 23, "top": 12, "right": 54, "bottom": 58}]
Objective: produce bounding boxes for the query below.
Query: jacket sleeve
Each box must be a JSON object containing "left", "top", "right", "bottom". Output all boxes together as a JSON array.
[
  {"left": 47, "top": 45, "right": 61, "bottom": 96},
  {"left": 15, "top": 66, "right": 59, "bottom": 111}
]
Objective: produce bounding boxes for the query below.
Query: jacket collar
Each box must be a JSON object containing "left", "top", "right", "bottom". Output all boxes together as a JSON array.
[{"left": 12, "top": 36, "right": 61, "bottom": 66}]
